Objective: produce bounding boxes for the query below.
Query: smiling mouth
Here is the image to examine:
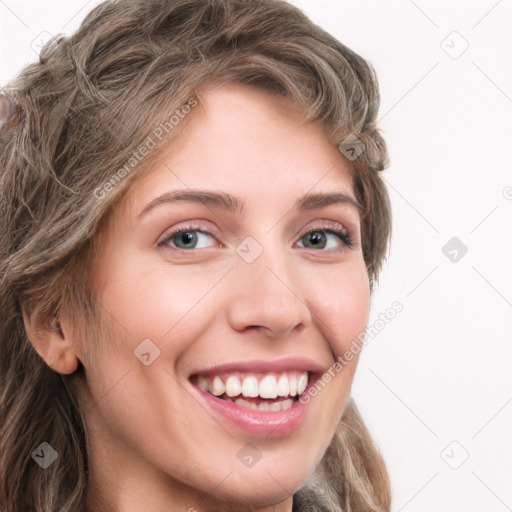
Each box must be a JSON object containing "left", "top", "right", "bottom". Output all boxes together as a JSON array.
[{"left": 189, "top": 370, "right": 310, "bottom": 412}]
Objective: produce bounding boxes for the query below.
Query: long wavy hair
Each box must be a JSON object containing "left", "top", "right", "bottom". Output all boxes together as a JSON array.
[{"left": 0, "top": 0, "right": 392, "bottom": 510}]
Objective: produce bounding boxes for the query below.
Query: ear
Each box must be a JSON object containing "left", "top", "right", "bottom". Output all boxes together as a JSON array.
[{"left": 21, "top": 303, "right": 80, "bottom": 375}]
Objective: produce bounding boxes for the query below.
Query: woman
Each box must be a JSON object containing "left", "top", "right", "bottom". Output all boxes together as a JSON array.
[{"left": 0, "top": 0, "right": 392, "bottom": 510}]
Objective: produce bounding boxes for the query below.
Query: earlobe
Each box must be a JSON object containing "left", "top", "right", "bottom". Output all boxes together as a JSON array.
[{"left": 21, "top": 305, "right": 80, "bottom": 375}]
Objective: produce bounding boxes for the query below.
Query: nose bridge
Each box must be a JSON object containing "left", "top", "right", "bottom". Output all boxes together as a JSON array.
[{"left": 227, "top": 233, "right": 311, "bottom": 337}]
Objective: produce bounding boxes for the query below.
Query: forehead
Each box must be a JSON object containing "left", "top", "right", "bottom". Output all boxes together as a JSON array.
[{"left": 118, "top": 82, "right": 355, "bottom": 221}]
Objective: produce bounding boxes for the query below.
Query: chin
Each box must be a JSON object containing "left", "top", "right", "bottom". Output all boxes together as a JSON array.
[{"left": 211, "top": 461, "right": 312, "bottom": 503}]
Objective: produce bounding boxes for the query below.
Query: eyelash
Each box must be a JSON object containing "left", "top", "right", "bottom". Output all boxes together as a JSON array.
[{"left": 158, "top": 221, "right": 354, "bottom": 252}]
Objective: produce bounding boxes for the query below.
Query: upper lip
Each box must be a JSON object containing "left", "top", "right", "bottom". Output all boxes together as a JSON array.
[{"left": 189, "top": 356, "right": 328, "bottom": 377}]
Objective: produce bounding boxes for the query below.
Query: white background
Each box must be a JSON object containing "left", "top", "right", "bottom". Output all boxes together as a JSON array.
[{"left": 1, "top": 1, "right": 511, "bottom": 511}]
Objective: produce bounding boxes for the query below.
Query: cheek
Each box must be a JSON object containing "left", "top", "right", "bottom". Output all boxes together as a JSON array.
[
  {"left": 97, "top": 251, "right": 225, "bottom": 338},
  {"left": 307, "top": 260, "right": 370, "bottom": 356}
]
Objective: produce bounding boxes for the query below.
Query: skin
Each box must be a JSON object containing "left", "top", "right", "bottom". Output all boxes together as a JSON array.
[
  {"left": 24, "top": 82, "right": 370, "bottom": 512},
  {"left": 0, "top": 94, "right": 18, "bottom": 122}
]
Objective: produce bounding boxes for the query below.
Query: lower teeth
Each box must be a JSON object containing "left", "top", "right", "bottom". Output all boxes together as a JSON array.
[
  {"left": 232, "top": 396, "right": 295, "bottom": 411},
  {"left": 202, "top": 387, "right": 298, "bottom": 411}
]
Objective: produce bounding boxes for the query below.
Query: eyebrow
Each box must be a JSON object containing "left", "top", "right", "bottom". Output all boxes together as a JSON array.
[{"left": 137, "top": 188, "right": 362, "bottom": 220}]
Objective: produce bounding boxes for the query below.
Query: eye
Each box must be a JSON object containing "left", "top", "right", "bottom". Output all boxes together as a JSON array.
[
  {"left": 158, "top": 223, "right": 219, "bottom": 250},
  {"left": 157, "top": 221, "right": 354, "bottom": 251},
  {"left": 296, "top": 223, "right": 353, "bottom": 250}
]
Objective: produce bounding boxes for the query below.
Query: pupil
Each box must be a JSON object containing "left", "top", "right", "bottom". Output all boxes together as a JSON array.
[
  {"left": 179, "top": 232, "right": 196, "bottom": 247},
  {"left": 309, "top": 231, "right": 324, "bottom": 247}
]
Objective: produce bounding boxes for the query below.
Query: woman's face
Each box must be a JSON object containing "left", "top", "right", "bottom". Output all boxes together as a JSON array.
[{"left": 79, "top": 82, "right": 370, "bottom": 512}]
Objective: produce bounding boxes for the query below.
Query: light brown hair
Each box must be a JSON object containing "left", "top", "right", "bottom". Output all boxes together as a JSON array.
[{"left": 0, "top": 0, "right": 392, "bottom": 510}]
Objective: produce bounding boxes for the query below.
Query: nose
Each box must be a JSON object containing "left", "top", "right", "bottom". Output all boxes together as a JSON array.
[{"left": 226, "top": 243, "right": 312, "bottom": 339}]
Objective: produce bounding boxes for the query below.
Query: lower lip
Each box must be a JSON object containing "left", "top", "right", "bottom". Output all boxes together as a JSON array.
[{"left": 190, "top": 381, "right": 313, "bottom": 437}]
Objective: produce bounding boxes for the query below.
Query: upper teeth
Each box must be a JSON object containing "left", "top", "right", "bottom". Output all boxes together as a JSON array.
[{"left": 196, "top": 371, "right": 309, "bottom": 399}]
